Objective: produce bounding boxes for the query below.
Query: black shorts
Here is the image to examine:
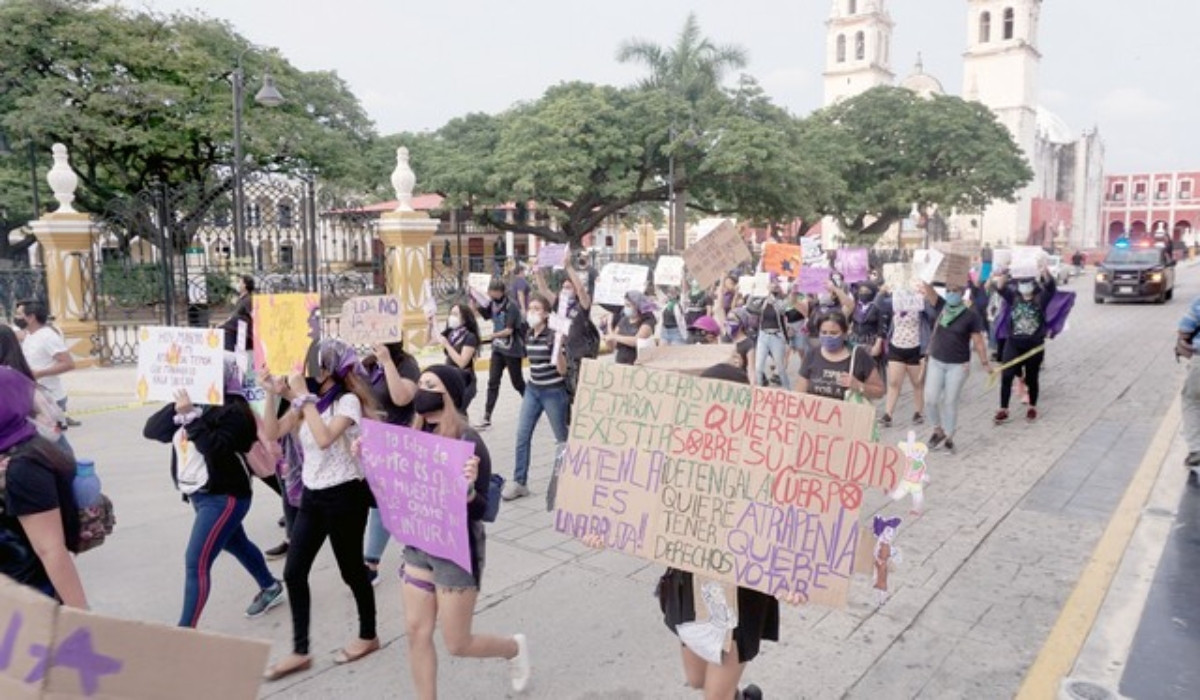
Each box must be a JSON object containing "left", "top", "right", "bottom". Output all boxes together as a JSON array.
[
  {"left": 657, "top": 568, "right": 779, "bottom": 663},
  {"left": 888, "top": 344, "right": 924, "bottom": 366}
]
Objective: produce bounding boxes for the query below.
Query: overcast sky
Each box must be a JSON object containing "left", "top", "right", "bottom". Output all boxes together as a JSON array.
[{"left": 121, "top": 0, "right": 1192, "bottom": 175}]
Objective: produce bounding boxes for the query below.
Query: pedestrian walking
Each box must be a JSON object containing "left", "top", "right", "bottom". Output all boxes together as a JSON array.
[
  {"left": 259, "top": 339, "right": 380, "bottom": 681},
  {"left": 796, "top": 312, "right": 885, "bottom": 401},
  {"left": 439, "top": 302, "right": 480, "bottom": 412},
  {"left": 919, "top": 282, "right": 993, "bottom": 453},
  {"left": 660, "top": 286, "right": 688, "bottom": 346},
  {"left": 19, "top": 300, "right": 75, "bottom": 414},
  {"left": 475, "top": 280, "right": 525, "bottom": 430},
  {"left": 400, "top": 365, "right": 532, "bottom": 697},
  {"left": 876, "top": 287, "right": 933, "bottom": 427},
  {"left": 535, "top": 265, "right": 599, "bottom": 424},
  {"left": 142, "top": 354, "right": 284, "bottom": 627},
  {"left": 220, "top": 275, "right": 256, "bottom": 350},
  {"left": 510, "top": 265, "right": 531, "bottom": 311},
  {"left": 1177, "top": 294, "right": 1200, "bottom": 468},
  {"left": 505, "top": 295, "right": 570, "bottom": 501},
  {"left": 606, "top": 291, "right": 656, "bottom": 365},
  {"left": 990, "top": 269, "right": 1056, "bottom": 424},
  {"left": 0, "top": 326, "right": 72, "bottom": 458},
  {"left": 0, "top": 366, "right": 88, "bottom": 609}
]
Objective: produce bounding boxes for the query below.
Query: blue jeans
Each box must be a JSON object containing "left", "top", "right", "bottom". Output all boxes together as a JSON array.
[
  {"left": 756, "top": 331, "right": 792, "bottom": 390},
  {"left": 180, "top": 493, "right": 275, "bottom": 628},
  {"left": 514, "top": 383, "right": 570, "bottom": 485},
  {"left": 365, "top": 508, "right": 389, "bottom": 564},
  {"left": 661, "top": 327, "right": 687, "bottom": 346},
  {"left": 924, "top": 359, "right": 969, "bottom": 437}
]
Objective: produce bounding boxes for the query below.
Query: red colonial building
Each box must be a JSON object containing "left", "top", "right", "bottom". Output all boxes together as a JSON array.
[{"left": 1102, "top": 171, "right": 1200, "bottom": 245}]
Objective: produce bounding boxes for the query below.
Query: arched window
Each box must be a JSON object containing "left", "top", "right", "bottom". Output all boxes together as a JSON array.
[
  {"left": 836, "top": 34, "right": 846, "bottom": 63},
  {"left": 847, "top": 0, "right": 857, "bottom": 13},
  {"left": 1003, "top": 7, "right": 1015, "bottom": 40},
  {"left": 979, "top": 11, "right": 991, "bottom": 43},
  {"left": 854, "top": 31, "right": 865, "bottom": 60}
]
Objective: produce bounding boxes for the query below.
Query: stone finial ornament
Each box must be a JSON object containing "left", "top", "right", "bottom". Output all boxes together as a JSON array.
[
  {"left": 391, "top": 146, "right": 415, "bottom": 212},
  {"left": 47, "top": 143, "right": 80, "bottom": 213}
]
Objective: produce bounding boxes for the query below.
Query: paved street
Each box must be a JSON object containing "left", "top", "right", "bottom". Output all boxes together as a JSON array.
[{"left": 60, "top": 264, "right": 1197, "bottom": 699}]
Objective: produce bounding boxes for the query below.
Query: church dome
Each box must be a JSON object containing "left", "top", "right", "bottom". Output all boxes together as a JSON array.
[
  {"left": 900, "top": 55, "right": 943, "bottom": 98},
  {"left": 1036, "top": 106, "right": 1075, "bottom": 144}
]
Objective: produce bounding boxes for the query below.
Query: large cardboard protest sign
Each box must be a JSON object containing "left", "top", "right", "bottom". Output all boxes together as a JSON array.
[
  {"left": 634, "top": 345, "right": 740, "bottom": 376},
  {"left": 252, "top": 293, "right": 320, "bottom": 375},
  {"left": 761, "top": 244, "right": 803, "bottom": 277},
  {"left": 554, "top": 360, "right": 903, "bottom": 607},
  {"left": 594, "top": 263, "right": 650, "bottom": 307},
  {"left": 359, "top": 419, "right": 474, "bottom": 573},
  {"left": 653, "top": 256, "right": 686, "bottom": 288},
  {"left": 338, "top": 295, "right": 403, "bottom": 346},
  {"left": 134, "top": 326, "right": 224, "bottom": 404},
  {"left": 835, "top": 248, "right": 870, "bottom": 283},
  {"left": 0, "top": 577, "right": 269, "bottom": 700},
  {"left": 682, "top": 224, "right": 752, "bottom": 289},
  {"left": 941, "top": 253, "right": 972, "bottom": 288}
]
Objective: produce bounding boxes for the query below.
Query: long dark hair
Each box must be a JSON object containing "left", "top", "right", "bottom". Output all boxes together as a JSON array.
[
  {"left": 0, "top": 326, "right": 33, "bottom": 380},
  {"left": 451, "top": 302, "right": 481, "bottom": 340}
]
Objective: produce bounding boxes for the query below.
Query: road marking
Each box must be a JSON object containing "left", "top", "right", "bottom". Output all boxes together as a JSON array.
[
  {"left": 1016, "top": 395, "right": 1182, "bottom": 699},
  {"left": 69, "top": 401, "right": 153, "bottom": 416}
]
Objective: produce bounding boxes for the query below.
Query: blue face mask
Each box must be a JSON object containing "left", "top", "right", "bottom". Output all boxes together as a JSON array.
[
  {"left": 820, "top": 336, "right": 845, "bottom": 352},
  {"left": 944, "top": 292, "right": 964, "bottom": 306}
]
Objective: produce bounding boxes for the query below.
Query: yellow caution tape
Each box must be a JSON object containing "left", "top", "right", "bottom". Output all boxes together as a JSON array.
[
  {"left": 67, "top": 401, "right": 154, "bottom": 417},
  {"left": 984, "top": 344, "right": 1045, "bottom": 390}
]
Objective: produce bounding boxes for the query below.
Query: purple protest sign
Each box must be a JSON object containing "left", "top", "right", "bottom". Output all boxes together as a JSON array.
[
  {"left": 536, "top": 243, "right": 568, "bottom": 269},
  {"left": 359, "top": 419, "right": 474, "bottom": 573},
  {"left": 836, "top": 248, "right": 869, "bottom": 283},
  {"left": 796, "top": 266, "right": 829, "bottom": 295}
]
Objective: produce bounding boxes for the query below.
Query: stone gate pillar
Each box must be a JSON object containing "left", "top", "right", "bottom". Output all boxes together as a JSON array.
[
  {"left": 29, "top": 144, "right": 101, "bottom": 367},
  {"left": 378, "top": 147, "right": 438, "bottom": 348}
]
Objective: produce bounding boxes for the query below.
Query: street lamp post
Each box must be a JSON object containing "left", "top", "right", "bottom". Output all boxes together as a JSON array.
[{"left": 231, "top": 50, "right": 284, "bottom": 261}]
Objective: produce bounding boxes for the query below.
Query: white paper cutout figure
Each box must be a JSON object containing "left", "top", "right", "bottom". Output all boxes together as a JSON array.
[
  {"left": 872, "top": 515, "right": 902, "bottom": 606},
  {"left": 677, "top": 580, "right": 738, "bottom": 665},
  {"left": 891, "top": 430, "right": 930, "bottom": 515}
]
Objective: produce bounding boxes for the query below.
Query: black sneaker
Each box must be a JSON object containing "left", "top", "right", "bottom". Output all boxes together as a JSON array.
[
  {"left": 66, "top": 417, "right": 82, "bottom": 427},
  {"left": 878, "top": 414, "right": 892, "bottom": 427},
  {"left": 277, "top": 516, "right": 286, "bottom": 528},
  {"left": 1187, "top": 452, "right": 1200, "bottom": 467},
  {"left": 944, "top": 438, "right": 956, "bottom": 454},
  {"left": 928, "top": 430, "right": 946, "bottom": 450},
  {"left": 912, "top": 412, "right": 924, "bottom": 425},
  {"left": 245, "top": 581, "right": 285, "bottom": 618},
  {"left": 742, "top": 684, "right": 764, "bottom": 700},
  {"left": 264, "top": 541, "right": 289, "bottom": 560},
  {"left": 475, "top": 416, "right": 492, "bottom": 430}
]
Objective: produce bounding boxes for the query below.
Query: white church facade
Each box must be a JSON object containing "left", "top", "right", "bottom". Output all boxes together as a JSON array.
[{"left": 822, "top": 0, "right": 1105, "bottom": 251}]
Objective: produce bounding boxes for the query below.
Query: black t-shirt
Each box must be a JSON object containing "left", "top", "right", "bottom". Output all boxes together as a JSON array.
[
  {"left": 1, "top": 454, "right": 79, "bottom": 588},
  {"left": 614, "top": 315, "right": 653, "bottom": 366},
  {"left": 371, "top": 354, "right": 422, "bottom": 427},
  {"left": 480, "top": 298, "right": 524, "bottom": 358},
  {"left": 735, "top": 336, "right": 755, "bottom": 370},
  {"left": 760, "top": 299, "right": 785, "bottom": 331},
  {"left": 850, "top": 302, "right": 882, "bottom": 342},
  {"left": 442, "top": 328, "right": 480, "bottom": 379},
  {"left": 799, "top": 346, "right": 873, "bottom": 400},
  {"left": 928, "top": 301, "right": 987, "bottom": 364},
  {"left": 684, "top": 292, "right": 711, "bottom": 326}
]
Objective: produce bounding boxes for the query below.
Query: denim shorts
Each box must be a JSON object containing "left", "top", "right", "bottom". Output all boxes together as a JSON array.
[{"left": 402, "top": 521, "right": 485, "bottom": 590}]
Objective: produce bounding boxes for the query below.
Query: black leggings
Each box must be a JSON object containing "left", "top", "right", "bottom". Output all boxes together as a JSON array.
[
  {"left": 1000, "top": 338, "right": 1044, "bottom": 410},
  {"left": 283, "top": 480, "right": 375, "bottom": 654},
  {"left": 485, "top": 353, "right": 526, "bottom": 418},
  {"left": 262, "top": 473, "right": 298, "bottom": 538}
]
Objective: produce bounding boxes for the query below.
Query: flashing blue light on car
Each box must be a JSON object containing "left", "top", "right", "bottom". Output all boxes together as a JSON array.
[{"left": 1114, "top": 237, "right": 1130, "bottom": 249}]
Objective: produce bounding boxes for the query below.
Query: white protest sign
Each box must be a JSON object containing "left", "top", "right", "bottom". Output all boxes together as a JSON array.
[
  {"left": 1010, "top": 246, "right": 1045, "bottom": 279},
  {"left": 912, "top": 249, "right": 945, "bottom": 285},
  {"left": 339, "top": 295, "right": 403, "bottom": 345},
  {"left": 882, "top": 263, "right": 914, "bottom": 291},
  {"left": 594, "top": 263, "right": 650, "bottom": 306},
  {"left": 993, "top": 248, "right": 1014, "bottom": 271},
  {"left": 737, "top": 275, "right": 756, "bottom": 295},
  {"left": 467, "top": 273, "right": 492, "bottom": 306},
  {"left": 654, "top": 256, "right": 686, "bottom": 288},
  {"left": 750, "top": 272, "right": 772, "bottom": 298},
  {"left": 893, "top": 289, "right": 925, "bottom": 313},
  {"left": 135, "top": 326, "right": 224, "bottom": 404}
]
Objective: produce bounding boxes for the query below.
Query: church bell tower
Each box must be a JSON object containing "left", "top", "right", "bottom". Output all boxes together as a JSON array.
[{"left": 823, "top": 0, "right": 895, "bottom": 106}]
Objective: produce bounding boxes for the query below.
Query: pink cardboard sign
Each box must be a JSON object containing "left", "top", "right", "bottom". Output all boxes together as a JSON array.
[
  {"left": 360, "top": 419, "right": 475, "bottom": 573},
  {"left": 835, "top": 248, "right": 869, "bottom": 283},
  {"left": 797, "top": 266, "right": 829, "bottom": 295}
]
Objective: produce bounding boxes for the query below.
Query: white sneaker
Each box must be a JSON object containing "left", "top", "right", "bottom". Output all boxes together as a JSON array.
[
  {"left": 502, "top": 482, "right": 530, "bottom": 501},
  {"left": 509, "top": 633, "right": 531, "bottom": 692}
]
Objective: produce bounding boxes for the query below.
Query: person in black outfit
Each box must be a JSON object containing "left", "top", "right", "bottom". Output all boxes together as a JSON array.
[
  {"left": 990, "top": 268, "right": 1056, "bottom": 424},
  {"left": 440, "top": 302, "right": 481, "bottom": 411},
  {"left": 221, "top": 275, "right": 255, "bottom": 350},
  {"left": 475, "top": 279, "right": 525, "bottom": 429}
]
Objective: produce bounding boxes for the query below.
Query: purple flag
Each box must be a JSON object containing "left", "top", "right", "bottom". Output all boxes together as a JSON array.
[{"left": 360, "top": 419, "right": 474, "bottom": 573}]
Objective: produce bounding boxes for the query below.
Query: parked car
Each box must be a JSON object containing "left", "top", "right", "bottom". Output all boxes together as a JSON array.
[
  {"left": 1094, "top": 240, "right": 1175, "bottom": 304},
  {"left": 1045, "top": 255, "right": 1072, "bottom": 285}
]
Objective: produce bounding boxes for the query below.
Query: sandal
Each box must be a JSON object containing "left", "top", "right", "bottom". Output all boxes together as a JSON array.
[
  {"left": 264, "top": 654, "right": 312, "bottom": 681},
  {"left": 333, "top": 638, "right": 381, "bottom": 665}
]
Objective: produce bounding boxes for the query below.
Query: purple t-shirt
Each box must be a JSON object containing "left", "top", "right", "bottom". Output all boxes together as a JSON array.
[{"left": 510, "top": 277, "right": 531, "bottom": 310}]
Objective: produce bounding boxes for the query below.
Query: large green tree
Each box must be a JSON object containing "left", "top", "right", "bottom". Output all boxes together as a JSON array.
[
  {"left": 812, "top": 86, "right": 1033, "bottom": 243},
  {"left": 0, "top": 0, "right": 377, "bottom": 254}
]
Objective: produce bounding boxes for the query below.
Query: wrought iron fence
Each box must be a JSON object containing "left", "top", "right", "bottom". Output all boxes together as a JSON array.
[{"left": 0, "top": 265, "right": 47, "bottom": 322}]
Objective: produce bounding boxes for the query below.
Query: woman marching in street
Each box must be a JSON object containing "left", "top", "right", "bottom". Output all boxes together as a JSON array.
[
  {"left": 361, "top": 340, "right": 420, "bottom": 585},
  {"left": 0, "top": 366, "right": 88, "bottom": 608},
  {"left": 439, "top": 302, "right": 480, "bottom": 411},
  {"left": 503, "top": 294, "right": 570, "bottom": 501},
  {"left": 796, "top": 312, "right": 886, "bottom": 401},
  {"left": 877, "top": 284, "right": 933, "bottom": 428},
  {"left": 401, "top": 365, "right": 532, "bottom": 698},
  {"left": 259, "top": 338, "right": 380, "bottom": 680},
  {"left": 920, "top": 281, "right": 993, "bottom": 453},
  {"left": 606, "top": 290, "right": 657, "bottom": 366},
  {"left": 990, "top": 266, "right": 1056, "bottom": 424},
  {"left": 143, "top": 353, "right": 284, "bottom": 627}
]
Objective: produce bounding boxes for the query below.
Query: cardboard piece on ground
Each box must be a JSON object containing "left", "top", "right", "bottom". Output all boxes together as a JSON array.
[
  {"left": 360, "top": 419, "right": 474, "bottom": 573},
  {"left": 536, "top": 244, "right": 568, "bottom": 269},
  {"left": 594, "top": 263, "right": 650, "bottom": 307},
  {"left": 1010, "top": 246, "right": 1045, "bottom": 279},
  {"left": 835, "top": 248, "right": 870, "bottom": 283},
  {"left": 633, "top": 344, "right": 739, "bottom": 375},
  {"left": 653, "top": 256, "right": 686, "bottom": 288},
  {"left": 761, "top": 244, "right": 803, "bottom": 277},
  {"left": 682, "top": 224, "right": 751, "bottom": 289},
  {"left": 134, "top": 326, "right": 224, "bottom": 404},
  {"left": 912, "top": 250, "right": 945, "bottom": 285},
  {"left": 252, "top": 293, "right": 320, "bottom": 375},
  {"left": 941, "top": 253, "right": 971, "bottom": 288},
  {"left": 466, "top": 273, "right": 492, "bottom": 306},
  {"left": 338, "top": 295, "right": 403, "bottom": 346},
  {"left": 0, "top": 576, "right": 270, "bottom": 700},
  {"left": 553, "top": 359, "right": 904, "bottom": 607},
  {"left": 797, "top": 266, "right": 829, "bottom": 295}
]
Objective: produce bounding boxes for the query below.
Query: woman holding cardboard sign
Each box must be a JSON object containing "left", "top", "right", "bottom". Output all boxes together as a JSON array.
[
  {"left": 796, "top": 312, "right": 885, "bottom": 402},
  {"left": 401, "top": 365, "right": 532, "bottom": 697},
  {"left": 258, "top": 339, "right": 381, "bottom": 680}
]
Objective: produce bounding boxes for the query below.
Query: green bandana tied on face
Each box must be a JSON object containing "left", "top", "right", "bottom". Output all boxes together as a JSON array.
[{"left": 939, "top": 299, "right": 968, "bottom": 327}]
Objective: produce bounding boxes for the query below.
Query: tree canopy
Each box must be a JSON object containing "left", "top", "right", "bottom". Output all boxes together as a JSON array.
[
  {"left": 0, "top": 0, "right": 378, "bottom": 255},
  {"left": 813, "top": 86, "right": 1033, "bottom": 242}
]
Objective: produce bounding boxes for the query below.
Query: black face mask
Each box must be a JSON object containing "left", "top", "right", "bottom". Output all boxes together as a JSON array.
[{"left": 413, "top": 389, "right": 445, "bottom": 415}]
